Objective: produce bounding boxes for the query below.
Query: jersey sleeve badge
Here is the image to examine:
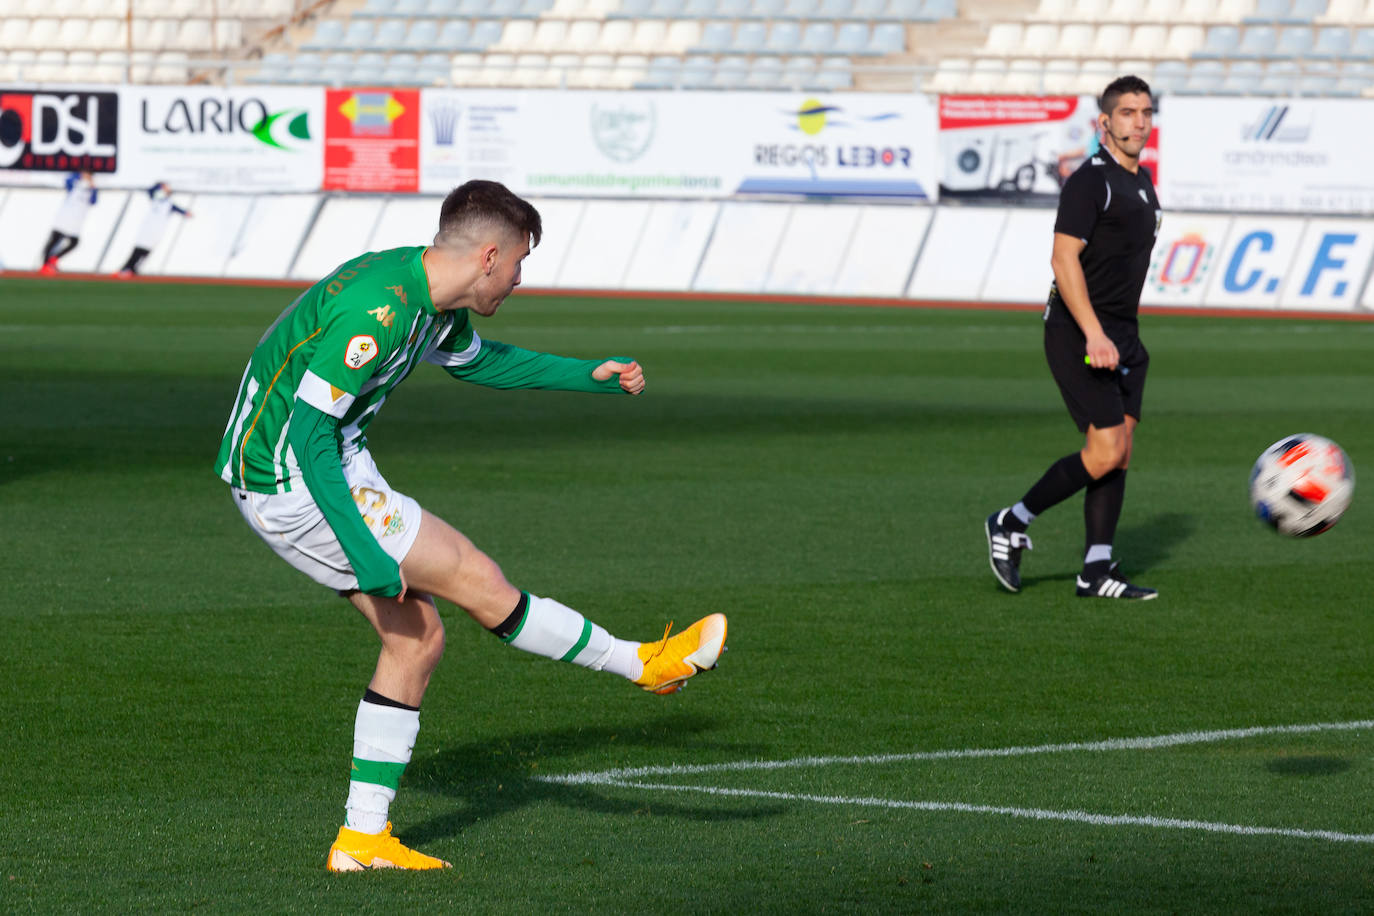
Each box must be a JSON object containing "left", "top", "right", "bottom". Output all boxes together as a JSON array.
[{"left": 345, "top": 335, "right": 379, "bottom": 370}]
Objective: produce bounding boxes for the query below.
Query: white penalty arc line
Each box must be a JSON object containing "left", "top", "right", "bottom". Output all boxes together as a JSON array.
[
  {"left": 537, "top": 719, "right": 1374, "bottom": 846},
  {"left": 583, "top": 780, "right": 1374, "bottom": 846},
  {"left": 540, "top": 719, "right": 1374, "bottom": 785}
]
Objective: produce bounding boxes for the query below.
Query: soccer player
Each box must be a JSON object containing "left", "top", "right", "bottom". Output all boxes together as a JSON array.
[
  {"left": 985, "top": 75, "right": 1161, "bottom": 601},
  {"left": 39, "top": 171, "right": 97, "bottom": 275},
  {"left": 115, "top": 182, "right": 191, "bottom": 277},
  {"left": 215, "top": 180, "right": 728, "bottom": 872}
]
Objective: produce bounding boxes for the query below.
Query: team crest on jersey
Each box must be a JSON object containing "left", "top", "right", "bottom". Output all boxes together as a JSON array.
[{"left": 345, "top": 335, "right": 379, "bottom": 369}]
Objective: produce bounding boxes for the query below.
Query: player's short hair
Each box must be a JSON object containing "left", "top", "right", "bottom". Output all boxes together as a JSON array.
[
  {"left": 436, "top": 180, "right": 542, "bottom": 249},
  {"left": 1099, "top": 75, "right": 1153, "bottom": 115}
]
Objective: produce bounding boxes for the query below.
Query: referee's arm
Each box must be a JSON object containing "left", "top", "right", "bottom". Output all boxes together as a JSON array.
[{"left": 1050, "top": 232, "right": 1119, "bottom": 370}]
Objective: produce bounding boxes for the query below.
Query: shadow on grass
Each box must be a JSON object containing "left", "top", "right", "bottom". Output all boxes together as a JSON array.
[
  {"left": 403, "top": 713, "right": 781, "bottom": 844},
  {"left": 1265, "top": 755, "right": 1352, "bottom": 777},
  {"left": 1116, "top": 511, "right": 1196, "bottom": 572}
]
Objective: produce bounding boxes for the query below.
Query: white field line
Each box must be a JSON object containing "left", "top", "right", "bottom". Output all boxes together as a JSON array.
[
  {"left": 540, "top": 719, "right": 1374, "bottom": 786},
  {"left": 579, "top": 781, "right": 1374, "bottom": 845},
  {"left": 536, "top": 719, "right": 1374, "bottom": 846}
]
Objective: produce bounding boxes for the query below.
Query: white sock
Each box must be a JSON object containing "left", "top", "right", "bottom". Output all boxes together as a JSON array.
[
  {"left": 1084, "top": 544, "right": 1113, "bottom": 565},
  {"left": 1011, "top": 502, "right": 1035, "bottom": 526},
  {"left": 501, "top": 594, "right": 644, "bottom": 679},
  {"left": 345, "top": 698, "right": 419, "bottom": 834}
]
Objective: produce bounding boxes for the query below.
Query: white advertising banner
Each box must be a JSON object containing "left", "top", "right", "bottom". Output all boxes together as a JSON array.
[
  {"left": 1198, "top": 218, "right": 1374, "bottom": 311},
  {"left": 419, "top": 89, "right": 938, "bottom": 201},
  {"left": 117, "top": 86, "right": 324, "bottom": 192},
  {"left": 1139, "top": 212, "right": 1233, "bottom": 307},
  {"left": 1161, "top": 98, "right": 1374, "bottom": 214}
]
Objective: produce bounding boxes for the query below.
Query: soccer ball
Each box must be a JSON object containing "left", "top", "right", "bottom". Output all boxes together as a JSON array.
[{"left": 1248, "top": 434, "right": 1355, "bottom": 537}]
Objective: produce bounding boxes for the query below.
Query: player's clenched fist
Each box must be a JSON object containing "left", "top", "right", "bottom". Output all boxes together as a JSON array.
[{"left": 594, "top": 359, "right": 645, "bottom": 395}]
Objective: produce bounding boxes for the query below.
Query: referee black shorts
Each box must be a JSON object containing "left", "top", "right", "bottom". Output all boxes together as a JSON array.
[{"left": 1043, "top": 321, "right": 1149, "bottom": 433}]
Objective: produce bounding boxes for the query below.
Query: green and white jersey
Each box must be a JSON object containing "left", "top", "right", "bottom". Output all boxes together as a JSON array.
[{"left": 217, "top": 245, "right": 624, "bottom": 494}]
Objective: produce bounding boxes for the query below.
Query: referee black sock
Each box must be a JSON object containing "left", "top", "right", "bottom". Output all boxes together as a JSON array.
[
  {"left": 1020, "top": 452, "right": 1094, "bottom": 518},
  {"left": 1083, "top": 469, "right": 1127, "bottom": 575}
]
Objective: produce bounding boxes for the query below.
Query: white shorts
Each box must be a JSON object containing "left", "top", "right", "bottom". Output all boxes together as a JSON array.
[{"left": 232, "top": 450, "right": 423, "bottom": 593}]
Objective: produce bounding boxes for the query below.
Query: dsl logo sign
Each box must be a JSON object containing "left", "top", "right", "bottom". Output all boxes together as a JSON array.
[{"left": 0, "top": 91, "right": 118, "bottom": 170}]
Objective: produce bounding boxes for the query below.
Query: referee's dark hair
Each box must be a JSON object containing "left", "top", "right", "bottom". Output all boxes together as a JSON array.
[
  {"left": 1099, "top": 75, "right": 1153, "bottom": 115},
  {"left": 436, "top": 180, "right": 542, "bottom": 249}
]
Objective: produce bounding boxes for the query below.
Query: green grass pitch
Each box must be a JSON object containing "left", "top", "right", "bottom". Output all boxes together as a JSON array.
[{"left": 3, "top": 276, "right": 1373, "bottom": 912}]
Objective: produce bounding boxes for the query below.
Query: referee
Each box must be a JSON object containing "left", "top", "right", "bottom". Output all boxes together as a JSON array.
[{"left": 985, "top": 75, "right": 1161, "bottom": 600}]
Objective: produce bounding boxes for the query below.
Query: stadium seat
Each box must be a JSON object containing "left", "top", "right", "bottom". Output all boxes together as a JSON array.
[
  {"left": 800, "top": 21, "right": 837, "bottom": 51},
  {"left": 968, "top": 57, "right": 1006, "bottom": 91},
  {"left": 718, "top": 0, "right": 750, "bottom": 16},
  {"left": 1244, "top": 0, "right": 1289, "bottom": 20},
  {"left": 1334, "top": 59, "right": 1374, "bottom": 92},
  {"left": 745, "top": 56, "right": 784, "bottom": 88},
  {"left": 246, "top": 51, "right": 292, "bottom": 84},
  {"left": 1141, "top": 0, "right": 1182, "bottom": 21},
  {"left": 878, "top": 0, "right": 922, "bottom": 20},
  {"left": 1097, "top": 23, "right": 1132, "bottom": 55},
  {"left": 749, "top": 0, "right": 787, "bottom": 17},
  {"left": 781, "top": 54, "right": 816, "bottom": 86},
  {"left": 1275, "top": 25, "right": 1315, "bottom": 56},
  {"left": 1106, "top": 0, "right": 1147, "bottom": 19},
  {"left": 867, "top": 21, "right": 904, "bottom": 53},
  {"left": 1343, "top": 25, "right": 1374, "bottom": 58},
  {"left": 835, "top": 21, "right": 871, "bottom": 53},
  {"left": 476, "top": 52, "right": 514, "bottom": 85},
  {"left": 1309, "top": 25, "right": 1350, "bottom": 56},
  {"left": 627, "top": 19, "right": 667, "bottom": 51},
  {"left": 733, "top": 21, "right": 768, "bottom": 53},
  {"left": 816, "top": 0, "right": 854, "bottom": 17},
  {"left": 1150, "top": 56, "right": 1188, "bottom": 90},
  {"left": 782, "top": 0, "right": 819, "bottom": 17},
  {"left": 86, "top": 19, "right": 126, "bottom": 50},
  {"left": 927, "top": 55, "right": 969, "bottom": 91},
  {"left": 1041, "top": 57, "right": 1078, "bottom": 92},
  {"left": 1317, "top": 0, "right": 1368, "bottom": 21},
  {"left": 1163, "top": 23, "right": 1205, "bottom": 55},
  {"left": 1072, "top": 0, "right": 1111, "bottom": 19},
  {"left": 1057, "top": 22, "right": 1095, "bottom": 56},
  {"left": 596, "top": 19, "right": 634, "bottom": 50},
  {"left": 1079, "top": 57, "right": 1116, "bottom": 91},
  {"left": 1220, "top": 58, "right": 1263, "bottom": 91},
  {"left": 27, "top": 17, "right": 59, "bottom": 47},
  {"left": 1029, "top": 0, "right": 1072, "bottom": 20},
  {"left": 920, "top": 0, "right": 956, "bottom": 16},
  {"left": 450, "top": 52, "right": 482, "bottom": 84},
  {"left": 636, "top": 53, "right": 681, "bottom": 86},
  {"left": 494, "top": 18, "right": 537, "bottom": 50},
  {"left": 1297, "top": 71, "right": 1337, "bottom": 92},
  {"left": 679, "top": 54, "right": 715, "bottom": 87},
  {"left": 422, "top": 0, "right": 462, "bottom": 15},
  {"left": 402, "top": 19, "right": 442, "bottom": 49},
  {"left": 465, "top": 19, "right": 505, "bottom": 48},
  {"left": 1002, "top": 57, "right": 1042, "bottom": 92},
  {"left": 1214, "top": 0, "right": 1257, "bottom": 21},
  {"left": 509, "top": 52, "right": 555, "bottom": 86},
  {"left": 1284, "top": 0, "right": 1327, "bottom": 20},
  {"left": 765, "top": 21, "right": 803, "bottom": 53},
  {"left": 56, "top": 17, "right": 88, "bottom": 49},
  {"left": 366, "top": 18, "right": 410, "bottom": 51},
  {"left": 1022, "top": 22, "right": 1059, "bottom": 56},
  {"left": 1234, "top": 25, "right": 1279, "bottom": 57},
  {"left": 516, "top": 0, "right": 556, "bottom": 17},
  {"left": 682, "top": 0, "right": 717, "bottom": 15},
  {"left": 1258, "top": 58, "right": 1299, "bottom": 91},
  {"left": 664, "top": 20, "right": 702, "bottom": 50},
  {"left": 566, "top": 19, "right": 603, "bottom": 48},
  {"left": 849, "top": 0, "right": 885, "bottom": 18},
  {"left": 1130, "top": 23, "right": 1168, "bottom": 56},
  {"left": 417, "top": 51, "right": 452, "bottom": 81},
  {"left": 711, "top": 56, "right": 749, "bottom": 88},
  {"left": 606, "top": 0, "right": 652, "bottom": 16},
  {"left": 1181, "top": 58, "right": 1225, "bottom": 90},
  {"left": 455, "top": 0, "right": 491, "bottom": 14},
  {"left": 695, "top": 19, "right": 735, "bottom": 51},
  {"left": 980, "top": 22, "right": 1022, "bottom": 55},
  {"left": 527, "top": 18, "right": 567, "bottom": 50},
  {"left": 1193, "top": 25, "right": 1241, "bottom": 57},
  {"left": 337, "top": 19, "right": 377, "bottom": 50}
]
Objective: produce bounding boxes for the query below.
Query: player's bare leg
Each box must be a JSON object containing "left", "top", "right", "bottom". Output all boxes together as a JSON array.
[{"left": 401, "top": 509, "right": 726, "bottom": 692}]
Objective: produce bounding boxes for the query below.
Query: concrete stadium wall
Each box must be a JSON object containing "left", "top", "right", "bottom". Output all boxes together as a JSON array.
[{"left": 4, "top": 187, "right": 1372, "bottom": 314}]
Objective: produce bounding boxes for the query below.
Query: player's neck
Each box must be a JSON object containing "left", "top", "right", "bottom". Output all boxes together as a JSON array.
[{"left": 422, "top": 246, "right": 482, "bottom": 312}]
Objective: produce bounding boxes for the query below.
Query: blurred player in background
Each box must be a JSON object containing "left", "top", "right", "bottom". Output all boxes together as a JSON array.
[
  {"left": 216, "top": 180, "right": 728, "bottom": 872},
  {"left": 985, "top": 75, "right": 1162, "bottom": 601},
  {"left": 39, "top": 171, "right": 97, "bottom": 275},
  {"left": 115, "top": 182, "right": 191, "bottom": 278}
]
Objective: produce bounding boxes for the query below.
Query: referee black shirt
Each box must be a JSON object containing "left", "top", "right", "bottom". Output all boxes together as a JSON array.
[{"left": 1046, "top": 146, "right": 1161, "bottom": 333}]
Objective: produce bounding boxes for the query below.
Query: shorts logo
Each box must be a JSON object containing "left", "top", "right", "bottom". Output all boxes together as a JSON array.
[
  {"left": 345, "top": 335, "right": 378, "bottom": 369},
  {"left": 382, "top": 511, "right": 405, "bottom": 537}
]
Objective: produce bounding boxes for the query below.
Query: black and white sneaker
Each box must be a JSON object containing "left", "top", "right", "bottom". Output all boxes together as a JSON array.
[
  {"left": 985, "top": 510, "right": 1032, "bottom": 593},
  {"left": 1075, "top": 569, "right": 1157, "bottom": 600}
]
